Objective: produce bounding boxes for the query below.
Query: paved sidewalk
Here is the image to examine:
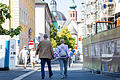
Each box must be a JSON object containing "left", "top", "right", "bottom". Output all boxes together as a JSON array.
[
  {"left": 23, "top": 62, "right": 120, "bottom": 80},
  {"left": 15, "top": 64, "right": 41, "bottom": 71},
  {"left": 0, "top": 64, "right": 40, "bottom": 80},
  {"left": 0, "top": 61, "right": 120, "bottom": 80}
]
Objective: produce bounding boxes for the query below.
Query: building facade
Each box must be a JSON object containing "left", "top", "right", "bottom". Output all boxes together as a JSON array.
[
  {"left": 68, "top": 0, "right": 77, "bottom": 21},
  {"left": 0, "top": 0, "right": 35, "bottom": 64},
  {"left": 35, "top": 0, "right": 52, "bottom": 44},
  {"left": 63, "top": 0, "right": 79, "bottom": 49},
  {"left": 18, "top": 0, "right": 35, "bottom": 49},
  {"left": 81, "top": 0, "right": 120, "bottom": 38},
  {"left": 49, "top": 0, "right": 67, "bottom": 32},
  {"left": 63, "top": 19, "right": 78, "bottom": 45}
]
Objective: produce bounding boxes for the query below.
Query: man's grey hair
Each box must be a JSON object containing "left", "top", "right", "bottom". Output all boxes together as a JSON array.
[
  {"left": 43, "top": 33, "right": 48, "bottom": 38},
  {"left": 60, "top": 39, "right": 64, "bottom": 43}
]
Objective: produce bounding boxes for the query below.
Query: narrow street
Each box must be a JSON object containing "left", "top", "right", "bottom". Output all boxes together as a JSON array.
[{"left": 0, "top": 60, "right": 119, "bottom": 80}]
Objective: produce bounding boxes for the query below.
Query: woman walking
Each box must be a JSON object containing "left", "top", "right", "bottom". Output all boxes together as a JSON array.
[
  {"left": 30, "top": 47, "right": 36, "bottom": 69},
  {"left": 56, "top": 39, "right": 69, "bottom": 79}
]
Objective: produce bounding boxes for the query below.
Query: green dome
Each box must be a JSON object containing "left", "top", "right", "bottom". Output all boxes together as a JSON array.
[{"left": 69, "top": 0, "right": 77, "bottom": 9}]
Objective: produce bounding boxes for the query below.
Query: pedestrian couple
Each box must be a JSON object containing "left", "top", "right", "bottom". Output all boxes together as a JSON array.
[
  {"left": 20, "top": 46, "right": 36, "bottom": 69},
  {"left": 35, "top": 34, "right": 69, "bottom": 79}
]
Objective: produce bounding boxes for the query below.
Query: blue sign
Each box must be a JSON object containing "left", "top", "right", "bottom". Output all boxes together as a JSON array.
[{"left": 18, "top": 40, "right": 20, "bottom": 45}]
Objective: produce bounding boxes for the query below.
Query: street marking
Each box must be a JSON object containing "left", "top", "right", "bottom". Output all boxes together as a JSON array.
[
  {"left": 13, "top": 71, "right": 35, "bottom": 80},
  {"left": 13, "top": 68, "right": 40, "bottom": 80}
]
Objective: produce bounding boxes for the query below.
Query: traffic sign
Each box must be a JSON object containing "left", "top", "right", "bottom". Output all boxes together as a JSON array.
[
  {"left": 29, "top": 40, "right": 34, "bottom": 49},
  {"left": 29, "top": 40, "right": 34, "bottom": 45}
]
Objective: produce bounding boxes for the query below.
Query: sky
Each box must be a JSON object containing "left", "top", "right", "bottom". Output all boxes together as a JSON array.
[{"left": 45, "top": 0, "right": 83, "bottom": 21}]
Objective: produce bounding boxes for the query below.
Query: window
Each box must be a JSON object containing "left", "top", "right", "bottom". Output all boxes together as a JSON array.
[
  {"left": 22, "top": 10, "right": 24, "bottom": 24},
  {"left": 20, "top": 8, "right": 21, "bottom": 24},
  {"left": 24, "top": 12, "right": 25, "bottom": 25},
  {"left": 96, "top": 22, "right": 112, "bottom": 33},
  {"left": 71, "top": 14, "right": 72, "bottom": 17},
  {"left": 26, "top": 8, "right": 27, "bottom": 26},
  {"left": 73, "top": 13, "right": 75, "bottom": 17},
  {"left": 26, "top": 13, "right": 27, "bottom": 26}
]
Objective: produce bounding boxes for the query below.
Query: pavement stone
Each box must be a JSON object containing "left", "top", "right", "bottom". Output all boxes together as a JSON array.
[
  {"left": 0, "top": 61, "right": 119, "bottom": 80},
  {"left": 0, "top": 64, "right": 40, "bottom": 80},
  {"left": 23, "top": 62, "right": 117, "bottom": 80}
]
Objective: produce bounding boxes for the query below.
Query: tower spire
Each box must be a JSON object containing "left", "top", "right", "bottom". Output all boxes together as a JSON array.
[
  {"left": 50, "top": 0, "right": 57, "bottom": 12},
  {"left": 68, "top": 0, "right": 77, "bottom": 21},
  {"left": 69, "top": 0, "right": 77, "bottom": 10}
]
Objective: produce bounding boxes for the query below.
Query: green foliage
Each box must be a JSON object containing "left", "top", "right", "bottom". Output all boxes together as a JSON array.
[
  {"left": 0, "top": 25, "right": 22, "bottom": 38},
  {"left": 50, "top": 24, "right": 57, "bottom": 48},
  {"left": 50, "top": 24, "right": 75, "bottom": 49},
  {"left": 0, "top": 3, "right": 22, "bottom": 38},
  {"left": 50, "top": 38, "right": 57, "bottom": 48},
  {"left": 0, "top": 3, "right": 11, "bottom": 25},
  {"left": 50, "top": 24, "right": 57, "bottom": 40},
  {"left": 56, "top": 27, "right": 76, "bottom": 49},
  {"left": 9, "top": 26, "right": 22, "bottom": 38}
]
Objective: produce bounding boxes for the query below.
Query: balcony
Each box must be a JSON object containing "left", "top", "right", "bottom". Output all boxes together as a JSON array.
[{"left": 104, "top": 1, "right": 115, "bottom": 7}]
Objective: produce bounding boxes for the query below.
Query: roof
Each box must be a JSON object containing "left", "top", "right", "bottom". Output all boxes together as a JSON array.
[
  {"left": 56, "top": 11, "right": 67, "bottom": 21},
  {"left": 35, "top": 0, "right": 52, "bottom": 19},
  {"left": 63, "top": 19, "right": 78, "bottom": 34},
  {"left": 69, "top": 25, "right": 78, "bottom": 34},
  {"left": 63, "top": 19, "right": 72, "bottom": 26},
  {"left": 35, "top": 0, "right": 46, "bottom": 4}
]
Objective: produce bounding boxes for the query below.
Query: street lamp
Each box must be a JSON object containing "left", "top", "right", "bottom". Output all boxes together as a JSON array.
[{"left": 28, "top": 28, "right": 31, "bottom": 42}]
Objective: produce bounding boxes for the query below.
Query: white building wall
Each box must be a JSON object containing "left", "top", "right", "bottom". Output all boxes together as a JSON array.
[
  {"left": 46, "top": 21, "right": 50, "bottom": 38},
  {"left": 67, "top": 20, "right": 78, "bottom": 45},
  {"left": 77, "top": 22, "right": 83, "bottom": 53},
  {"left": 115, "top": 0, "right": 120, "bottom": 13},
  {"left": 11, "top": 0, "right": 20, "bottom": 65},
  {"left": 0, "top": 0, "right": 20, "bottom": 65},
  {"left": 45, "top": 9, "right": 51, "bottom": 39},
  {"left": 35, "top": 5, "right": 45, "bottom": 43}
]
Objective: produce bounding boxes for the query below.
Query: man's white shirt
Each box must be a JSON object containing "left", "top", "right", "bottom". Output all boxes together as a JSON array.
[{"left": 20, "top": 49, "right": 29, "bottom": 58}]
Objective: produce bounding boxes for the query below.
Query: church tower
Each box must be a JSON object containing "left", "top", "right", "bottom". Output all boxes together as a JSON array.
[
  {"left": 50, "top": 0, "right": 57, "bottom": 21},
  {"left": 50, "top": 0, "right": 57, "bottom": 13},
  {"left": 68, "top": 0, "right": 77, "bottom": 21}
]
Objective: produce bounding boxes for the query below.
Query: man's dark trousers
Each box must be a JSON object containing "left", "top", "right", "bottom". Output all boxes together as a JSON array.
[{"left": 40, "top": 58, "right": 53, "bottom": 78}]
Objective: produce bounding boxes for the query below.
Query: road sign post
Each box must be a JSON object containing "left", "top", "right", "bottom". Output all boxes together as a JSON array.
[{"left": 29, "top": 40, "right": 34, "bottom": 49}]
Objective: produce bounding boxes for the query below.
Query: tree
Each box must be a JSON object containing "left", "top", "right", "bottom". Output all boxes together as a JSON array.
[
  {"left": 56, "top": 27, "right": 76, "bottom": 49},
  {"left": 0, "top": 3, "right": 22, "bottom": 38},
  {"left": 50, "top": 24, "right": 57, "bottom": 47},
  {"left": 50, "top": 24, "right": 76, "bottom": 49},
  {"left": 50, "top": 24, "right": 57, "bottom": 39},
  {"left": 50, "top": 38, "right": 57, "bottom": 48}
]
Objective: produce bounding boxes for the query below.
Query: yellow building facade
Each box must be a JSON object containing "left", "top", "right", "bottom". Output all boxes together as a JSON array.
[
  {"left": 10, "top": 0, "right": 35, "bottom": 64},
  {"left": 10, "top": 0, "right": 35, "bottom": 50},
  {"left": 19, "top": 0, "right": 35, "bottom": 48},
  {"left": 0, "top": 0, "right": 35, "bottom": 64}
]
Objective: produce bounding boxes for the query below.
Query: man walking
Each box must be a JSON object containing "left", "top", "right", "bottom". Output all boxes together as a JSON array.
[
  {"left": 56, "top": 39, "right": 69, "bottom": 79},
  {"left": 20, "top": 46, "right": 29, "bottom": 69},
  {"left": 35, "top": 34, "right": 54, "bottom": 79}
]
